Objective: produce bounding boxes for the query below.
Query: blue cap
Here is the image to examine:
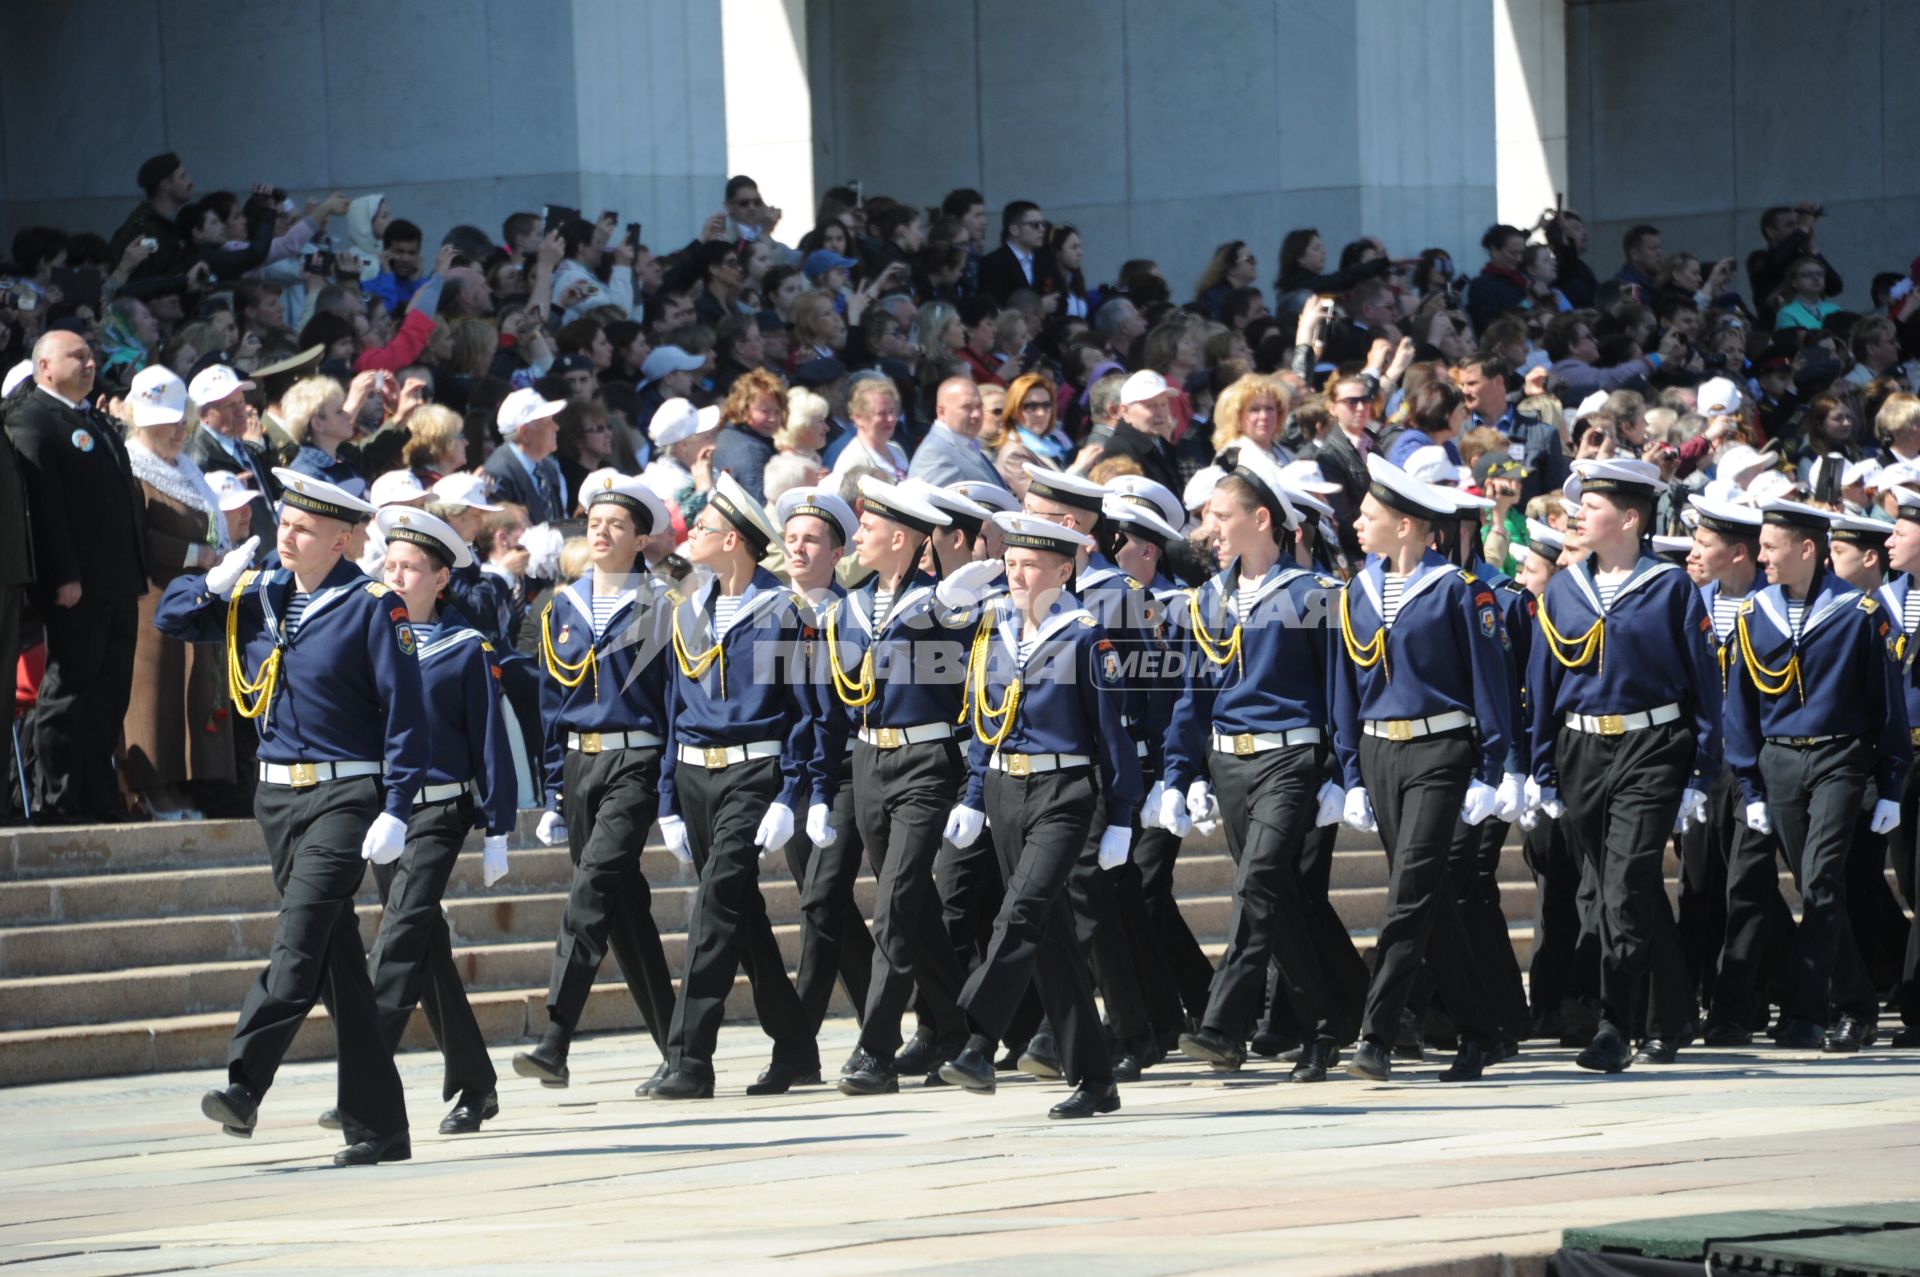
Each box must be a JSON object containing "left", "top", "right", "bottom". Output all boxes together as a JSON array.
[{"left": 804, "top": 249, "right": 858, "bottom": 280}]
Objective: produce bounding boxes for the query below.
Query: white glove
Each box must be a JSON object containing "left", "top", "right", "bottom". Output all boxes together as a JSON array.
[
  {"left": 1314, "top": 781, "right": 1345, "bottom": 828},
  {"left": 1674, "top": 788, "right": 1709, "bottom": 834},
  {"left": 1526, "top": 778, "right": 1565, "bottom": 820},
  {"left": 360, "top": 811, "right": 407, "bottom": 864},
  {"left": 1343, "top": 787, "right": 1377, "bottom": 832},
  {"left": 1518, "top": 806, "right": 1540, "bottom": 832},
  {"left": 943, "top": 804, "right": 985, "bottom": 847},
  {"left": 1494, "top": 773, "right": 1525, "bottom": 824},
  {"left": 1870, "top": 799, "right": 1901, "bottom": 836},
  {"left": 1744, "top": 801, "right": 1772, "bottom": 835},
  {"left": 933, "top": 558, "right": 1003, "bottom": 609},
  {"left": 806, "top": 801, "right": 836, "bottom": 847},
  {"left": 535, "top": 809, "right": 568, "bottom": 846},
  {"left": 1096, "top": 824, "right": 1131, "bottom": 870},
  {"left": 1462, "top": 779, "right": 1497, "bottom": 826},
  {"left": 1157, "top": 783, "right": 1192, "bottom": 837},
  {"left": 1184, "top": 780, "right": 1216, "bottom": 825},
  {"left": 205, "top": 536, "right": 260, "bottom": 598},
  {"left": 659, "top": 813, "right": 692, "bottom": 863},
  {"left": 481, "top": 834, "right": 510, "bottom": 887},
  {"left": 1141, "top": 780, "right": 1167, "bottom": 831},
  {"left": 754, "top": 802, "right": 795, "bottom": 852}
]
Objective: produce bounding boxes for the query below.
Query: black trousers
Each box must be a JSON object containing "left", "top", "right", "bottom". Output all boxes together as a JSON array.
[
  {"left": 235, "top": 778, "right": 406, "bottom": 1141},
  {"left": 1205, "top": 745, "right": 1340, "bottom": 1042},
  {"left": 547, "top": 747, "right": 676, "bottom": 1052},
  {"left": 1133, "top": 822, "right": 1213, "bottom": 1020},
  {"left": 1676, "top": 769, "right": 1735, "bottom": 1011},
  {"left": 1259, "top": 818, "right": 1368, "bottom": 1045},
  {"left": 1556, "top": 722, "right": 1693, "bottom": 1040},
  {"left": 1066, "top": 787, "right": 1157, "bottom": 1040},
  {"left": 960, "top": 767, "right": 1112, "bottom": 1085},
  {"left": 1696, "top": 776, "right": 1794, "bottom": 1029},
  {"left": 1844, "top": 802, "right": 1910, "bottom": 991},
  {"left": 369, "top": 795, "right": 496, "bottom": 1103},
  {"left": 783, "top": 768, "right": 875, "bottom": 1035},
  {"left": 935, "top": 828, "right": 1046, "bottom": 1048},
  {"left": 1357, "top": 730, "right": 1497, "bottom": 1048},
  {"left": 1446, "top": 812, "right": 1531, "bottom": 1042},
  {"left": 853, "top": 738, "right": 969, "bottom": 1058},
  {"left": 1759, "top": 738, "right": 1877, "bottom": 1024},
  {"left": 35, "top": 594, "right": 136, "bottom": 819},
  {"left": 667, "top": 754, "right": 812, "bottom": 1069},
  {"left": 1895, "top": 764, "right": 1920, "bottom": 1029},
  {"left": 1522, "top": 814, "right": 1599, "bottom": 1021}
]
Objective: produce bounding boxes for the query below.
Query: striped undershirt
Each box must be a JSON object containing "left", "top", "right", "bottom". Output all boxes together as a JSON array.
[
  {"left": 1710, "top": 592, "right": 1745, "bottom": 642},
  {"left": 1594, "top": 579, "right": 1621, "bottom": 611},
  {"left": 1231, "top": 577, "right": 1261, "bottom": 620},
  {"left": 873, "top": 587, "right": 896, "bottom": 628},
  {"left": 1380, "top": 572, "right": 1405, "bottom": 626},
  {"left": 713, "top": 593, "right": 741, "bottom": 637},
  {"left": 284, "top": 591, "right": 311, "bottom": 638},
  {"left": 409, "top": 620, "right": 437, "bottom": 650},
  {"left": 1016, "top": 628, "right": 1042, "bottom": 665},
  {"left": 1785, "top": 597, "right": 1806, "bottom": 639},
  {"left": 1904, "top": 590, "right": 1920, "bottom": 638}
]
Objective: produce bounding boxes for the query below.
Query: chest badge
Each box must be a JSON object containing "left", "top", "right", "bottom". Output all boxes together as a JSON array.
[{"left": 71, "top": 428, "right": 95, "bottom": 453}]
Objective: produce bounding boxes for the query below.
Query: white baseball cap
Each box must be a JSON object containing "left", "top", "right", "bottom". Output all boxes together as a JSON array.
[
  {"left": 1696, "top": 376, "right": 1743, "bottom": 417},
  {"left": 1119, "top": 369, "right": 1171, "bottom": 406},
  {"left": 204, "top": 470, "right": 262, "bottom": 512},
  {"left": 496, "top": 386, "right": 565, "bottom": 437},
  {"left": 649, "top": 397, "right": 722, "bottom": 447},
  {"left": 186, "top": 364, "right": 255, "bottom": 407},
  {"left": 429, "top": 472, "right": 502, "bottom": 511},
  {"left": 370, "top": 469, "right": 429, "bottom": 508},
  {"left": 128, "top": 366, "right": 188, "bottom": 428}
]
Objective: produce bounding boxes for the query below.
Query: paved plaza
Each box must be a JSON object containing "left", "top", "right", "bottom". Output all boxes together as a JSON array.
[{"left": 2, "top": 1021, "right": 1916, "bottom": 1276}]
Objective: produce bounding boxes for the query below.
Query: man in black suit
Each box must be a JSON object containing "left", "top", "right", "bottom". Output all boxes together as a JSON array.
[
  {"left": 186, "top": 363, "right": 278, "bottom": 537},
  {"left": 1096, "top": 371, "right": 1183, "bottom": 495},
  {"left": 481, "top": 387, "right": 568, "bottom": 522},
  {"left": 5, "top": 332, "right": 148, "bottom": 823},
  {"left": 0, "top": 378, "right": 35, "bottom": 822},
  {"left": 977, "top": 201, "right": 1057, "bottom": 308},
  {"left": 1307, "top": 372, "right": 1374, "bottom": 563}
]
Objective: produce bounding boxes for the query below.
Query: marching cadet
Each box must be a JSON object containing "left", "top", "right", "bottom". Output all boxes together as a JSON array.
[
  {"left": 1157, "top": 446, "right": 1350, "bottom": 1080},
  {"left": 335, "top": 507, "right": 516, "bottom": 1136},
  {"left": 1681, "top": 495, "right": 1794, "bottom": 1046},
  {"left": 828, "top": 478, "right": 996, "bottom": 1094},
  {"left": 1722, "top": 499, "right": 1909, "bottom": 1053},
  {"left": 155, "top": 469, "right": 427, "bottom": 1167},
  {"left": 936, "top": 512, "right": 1142, "bottom": 1118},
  {"left": 1332, "top": 455, "right": 1521, "bottom": 1084},
  {"left": 1880, "top": 488, "right": 1920, "bottom": 1049},
  {"left": 775, "top": 486, "right": 877, "bottom": 1046},
  {"left": 652, "top": 474, "right": 817, "bottom": 1099},
  {"left": 514, "top": 473, "right": 679, "bottom": 1094},
  {"left": 1527, "top": 458, "right": 1720, "bottom": 1073}
]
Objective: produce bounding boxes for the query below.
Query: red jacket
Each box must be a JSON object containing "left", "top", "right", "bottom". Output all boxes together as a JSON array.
[{"left": 354, "top": 308, "right": 436, "bottom": 374}]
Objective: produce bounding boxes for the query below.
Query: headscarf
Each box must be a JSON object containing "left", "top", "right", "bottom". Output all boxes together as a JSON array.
[
  {"left": 97, "top": 305, "right": 150, "bottom": 380},
  {"left": 346, "top": 193, "right": 386, "bottom": 281}
]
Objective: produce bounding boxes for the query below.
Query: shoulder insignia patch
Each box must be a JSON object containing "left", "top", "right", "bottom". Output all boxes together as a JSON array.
[
  {"left": 1077, "top": 615, "right": 1097, "bottom": 627},
  {"left": 1459, "top": 569, "right": 1476, "bottom": 584},
  {"left": 365, "top": 582, "right": 391, "bottom": 597},
  {"left": 1738, "top": 599, "right": 1755, "bottom": 615},
  {"left": 1315, "top": 574, "right": 1340, "bottom": 589},
  {"left": 480, "top": 640, "right": 494, "bottom": 652},
  {"left": 1125, "top": 575, "right": 1144, "bottom": 590},
  {"left": 1858, "top": 595, "right": 1878, "bottom": 612}
]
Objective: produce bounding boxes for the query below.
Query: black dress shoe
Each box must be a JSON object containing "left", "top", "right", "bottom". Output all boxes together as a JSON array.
[
  {"left": 1179, "top": 1026, "right": 1247, "bottom": 1071},
  {"left": 1632, "top": 1038, "right": 1678, "bottom": 1065},
  {"left": 1392, "top": 1011, "right": 1425, "bottom": 1062},
  {"left": 1498, "top": 1039, "right": 1521, "bottom": 1063},
  {"left": 994, "top": 1044, "right": 1026, "bottom": 1071},
  {"left": 438, "top": 1091, "right": 498, "bottom": 1134},
  {"left": 511, "top": 1041, "right": 570, "bottom": 1088},
  {"left": 837, "top": 1049, "right": 899, "bottom": 1095},
  {"left": 1247, "top": 1030, "right": 1299, "bottom": 1059},
  {"left": 894, "top": 1025, "right": 936, "bottom": 1075},
  {"left": 1346, "top": 1039, "right": 1392, "bottom": 1082},
  {"left": 1822, "top": 1015, "right": 1867, "bottom": 1054},
  {"left": 1774, "top": 1017, "right": 1825, "bottom": 1050},
  {"left": 1111, "top": 1040, "right": 1149, "bottom": 1083},
  {"left": 1018, "top": 1034, "right": 1064, "bottom": 1080},
  {"left": 633, "top": 1059, "right": 671, "bottom": 1097},
  {"left": 1890, "top": 1025, "right": 1920, "bottom": 1049},
  {"left": 317, "top": 1107, "right": 342, "bottom": 1131},
  {"left": 334, "top": 1130, "right": 412, "bottom": 1166},
  {"left": 202, "top": 1083, "right": 259, "bottom": 1138},
  {"left": 938, "top": 1047, "right": 997, "bottom": 1093},
  {"left": 1438, "top": 1039, "right": 1493, "bottom": 1082},
  {"left": 1048, "top": 1078, "right": 1120, "bottom": 1119},
  {"left": 1702, "top": 1020, "right": 1753, "bottom": 1047},
  {"left": 746, "top": 1060, "right": 822, "bottom": 1095},
  {"left": 650, "top": 1064, "right": 715, "bottom": 1099},
  {"left": 1290, "top": 1037, "right": 1337, "bottom": 1083},
  {"left": 1576, "top": 1024, "right": 1633, "bottom": 1073}
]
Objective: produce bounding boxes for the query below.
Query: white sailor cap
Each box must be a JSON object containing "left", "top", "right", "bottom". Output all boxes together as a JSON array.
[
  {"left": 1276, "top": 477, "right": 1335, "bottom": 522},
  {"left": 1404, "top": 443, "right": 1472, "bottom": 488},
  {"left": 580, "top": 468, "right": 668, "bottom": 536},
  {"left": 649, "top": 397, "right": 722, "bottom": 447},
  {"left": 1745, "top": 471, "right": 1800, "bottom": 504},
  {"left": 1651, "top": 534, "right": 1694, "bottom": 560},
  {"left": 1713, "top": 443, "right": 1776, "bottom": 486},
  {"left": 776, "top": 485, "right": 858, "bottom": 546},
  {"left": 1524, "top": 519, "right": 1565, "bottom": 561},
  {"left": 1758, "top": 497, "right": 1834, "bottom": 533},
  {"left": 858, "top": 475, "right": 953, "bottom": 535},
  {"left": 2, "top": 359, "right": 32, "bottom": 398},
  {"left": 993, "top": 511, "right": 1095, "bottom": 558},
  {"left": 1280, "top": 458, "right": 1342, "bottom": 495},
  {"left": 1104, "top": 474, "right": 1185, "bottom": 532},
  {"left": 369, "top": 469, "right": 429, "bottom": 508},
  {"left": 1226, "top": 440, "right": 1302, "bottom": 530},
  {"left": 272, "top": 466, "right": 375, "bottom": 523},
  {"left": 1686, "top": 493, "right": 1764, "bottom": 538},
  {"left": 948, "top": 480, "right": 1020, "bottom": 515},
  {"left": 430, "top": 471, "right": 502, "bottom": 511},
  {"left": 1569, "top": 457, "right": 1663, "bottom": 498},
  {"left": 1183, "top": 465, "right": 1226, "bottom": 513},
  {"left": 377, "top": 506, "right": 473, "bottom": 570},
  {"left": 204, "top": 470, "right": 262, "bottom": 513},
  {"left": 1365, "top": 453, "right": 1454, "bottom": 523},
  {"left": 707, "top": 472, "right": 781, "bottom": 555},
  {"left": 1825, "top": 510, "right": 1892, "bottom": 546},
  {"left": 1889, "top": 487, "right": 1920, "bottom": 524},
  {"left": 904, "top": 479, "right": 996, "bottom": 536},
  {"left": 1100, "top": 493, "right": 1181, "bottom": 547},
  {"left": 1021, "top": 463, "right": 1108, "bottom": 515}
]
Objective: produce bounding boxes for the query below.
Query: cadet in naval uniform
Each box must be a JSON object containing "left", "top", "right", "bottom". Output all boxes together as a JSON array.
[
  {"left": 1333, "top": 455, "right": 1521, "bottom": 1084},
  {"left": 1527, "top": 458, "right": 1721, "bottom": 1073},
  {"left": 1723, "top": 499, "right": 1910, "bottom": 1053},
  {"left": 1879, "top": 488, "right": 1920, "bottom": 1049},
  {"left": 513, "top": 473, "right": 680, "bottom": 1094},
  {"left": 155, "top": 469, "right": 428, "bottom": 1167},
  {"left": 936, "top": 512, "right": 1142, "bottom": 1118}
]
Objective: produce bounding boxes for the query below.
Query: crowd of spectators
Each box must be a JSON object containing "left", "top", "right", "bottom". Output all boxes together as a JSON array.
[{"left": 2, "top": 152, "right": 1918, "bottom": 823}]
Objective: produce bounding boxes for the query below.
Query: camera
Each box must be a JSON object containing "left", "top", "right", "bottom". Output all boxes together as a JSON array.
[{"left": 138, "top": 237, "right": 158, "bottom": 253}]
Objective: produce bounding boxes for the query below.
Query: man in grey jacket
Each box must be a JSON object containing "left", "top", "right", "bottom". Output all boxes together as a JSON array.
[{"left": 906, "top": 378, "right": 1010, "bottom": 493}]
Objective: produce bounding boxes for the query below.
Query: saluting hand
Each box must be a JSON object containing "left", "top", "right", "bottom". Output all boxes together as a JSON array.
[{"left": 206, "top": 537, "right": 261, "bottom": 599}]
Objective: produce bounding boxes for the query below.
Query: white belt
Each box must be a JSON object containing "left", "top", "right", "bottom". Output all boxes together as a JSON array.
[
  {"left": 677, "top": 740, "right": 782, "bottom": 770},
  {"left": 257, "top": 759, "right": 382, "bottom": 788},
  {"left": 1212, "top": 728, "right": 1322, "bottom": 757},
  {"left": 416, "top": 781, "right": 472, "bottom": 806},
  {"left": 1362, "top": 711, "right": 1474, "bottom": 741},
  {"left": 857, "top": 722, "right": 954, "bottom": 749},
  {"left": 568, "top": 729, "right": 664, "bottom": 754},
  {"left": 992, "top": 751, "right": 1090, "bottom": 776},
  {"left": 1563, "top": 703, "right": 1682, "bottom": 737}
]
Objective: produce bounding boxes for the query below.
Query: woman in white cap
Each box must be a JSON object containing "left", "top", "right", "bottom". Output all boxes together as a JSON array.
[{"left": 121, "top": 366, "right": 240, "bottom": 820}]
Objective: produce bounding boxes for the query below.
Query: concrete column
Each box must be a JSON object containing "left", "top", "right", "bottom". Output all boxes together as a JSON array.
[
  {"left": 1494, "top": 0, "right": 1569, "bottom": 231},
  {"left": 721, "top": 0, "right": 814, "bottom": 243}
]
